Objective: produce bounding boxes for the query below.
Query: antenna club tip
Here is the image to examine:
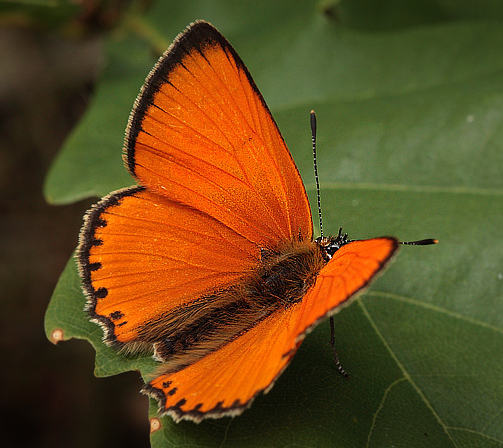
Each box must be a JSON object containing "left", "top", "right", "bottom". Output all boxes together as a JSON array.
[
  {"left": 400, "top": 238, "right": 438, "bottom": 246},
  {"left": 310, "top": 110, "right": 316, "bottom": 114}
]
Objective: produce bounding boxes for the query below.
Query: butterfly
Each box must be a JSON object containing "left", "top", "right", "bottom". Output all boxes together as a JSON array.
[{"left": 77, "top": 20, "right": 436, "bottom": 423}]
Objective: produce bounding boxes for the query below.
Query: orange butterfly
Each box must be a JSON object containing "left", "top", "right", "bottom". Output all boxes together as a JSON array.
[{"left": 78, "top": 21, "right": 436, "bottom": 423}]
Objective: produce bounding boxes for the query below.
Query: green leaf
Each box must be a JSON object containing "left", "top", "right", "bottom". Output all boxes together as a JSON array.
[
  {"left": 325, "top": 0, "right": 503, "bottom": 31},
  {"left": 45, "top": 0, "right": 503, "bottom": 446}
]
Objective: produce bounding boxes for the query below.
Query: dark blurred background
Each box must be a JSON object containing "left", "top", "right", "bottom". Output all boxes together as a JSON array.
[{"left": 0, "top": 2, "right": 149, "bottom": 447}]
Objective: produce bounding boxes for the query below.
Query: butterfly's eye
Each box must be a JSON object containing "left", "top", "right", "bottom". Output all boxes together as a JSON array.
[{"left": 316, "top": 232, "right": 350, "bottom": 260}]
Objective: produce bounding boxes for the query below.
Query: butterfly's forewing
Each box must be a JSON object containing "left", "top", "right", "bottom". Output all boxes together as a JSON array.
[
  {"left": 145, "top": 238, "right": 398, "bottom": 422},
  {"left": 291, "top": 238, "right": 399, "bottom": 337},
  {"left": 126, "top": 21, "right": 313, "bottom": 247}
]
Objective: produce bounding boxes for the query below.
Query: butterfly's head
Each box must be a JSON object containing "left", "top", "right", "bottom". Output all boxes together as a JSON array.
[{"left": 315, "top": 227, "right": 350, "bottom": 261}]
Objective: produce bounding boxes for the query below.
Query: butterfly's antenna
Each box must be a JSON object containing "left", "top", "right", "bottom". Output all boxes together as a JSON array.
[
  {"left": 311, "top": 111, "right": 323, "bottom": 239},
  {"left": 312, "top": 110, "right": 350, "bottom": 381},
  {"left": 400, "top": 239, "right": 439, "bottom": 246}
]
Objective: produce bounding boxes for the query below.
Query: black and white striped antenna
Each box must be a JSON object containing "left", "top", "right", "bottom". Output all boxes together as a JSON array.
[{"left": 311, "top": 111, "right": 324, "bottom": 239}]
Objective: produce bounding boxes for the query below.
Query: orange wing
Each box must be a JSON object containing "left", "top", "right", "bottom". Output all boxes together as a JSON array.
[
  {"left": 78, "top": 21, "right": 312, "bottom": 349},
  {"left": 126, "top": 21, "right": 312, "bottom": 247},
  {"left": 289, "top": 238, "right": 399, "bottom": 338},
  {"left": 145, "top": 238, "right": 398, "bottom": 422},
  {"left": 78, "top": 187, "right": 258, "bottom": 348}
]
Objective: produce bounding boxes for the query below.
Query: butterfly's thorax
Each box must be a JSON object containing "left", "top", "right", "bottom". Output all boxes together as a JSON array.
[
  {"left": 148, "top": 240, "right": 328, "bottom": 374},
  {"left": 253, "top": 241, "right": 327, "bottom": 305}
]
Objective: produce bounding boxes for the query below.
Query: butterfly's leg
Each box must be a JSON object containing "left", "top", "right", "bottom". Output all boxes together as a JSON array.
[{"left": 329, "top": 316, "right": 350, "bottom": 380}]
